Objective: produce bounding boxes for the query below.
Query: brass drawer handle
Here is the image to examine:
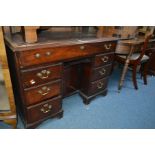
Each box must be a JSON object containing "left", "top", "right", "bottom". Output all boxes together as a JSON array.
[
  {"left": 38, "top": 86, "right": 51, "bottom": 96},
  {"left": 40, "top": 104, "right": 52, "bottom": 114},
  {"left": 101, "top": 56, "right": 109, "bottom": 62},
  {"left": 46, "top": 51, "right": 51, "bottom": 56},
  {"left": 35, "top": 52, "right": 51, "bottom": 58},
  {"left": 37, "top": 70, "right": 51, "bottom": 79},
  {"left": 80, "top": 45, "right": 85, "bottom": 50},
  {"left": 99, "top": 68, "right": 106, "bottom": 75},
  {"left": 97, "top": 82, "right": 104, "bottom": 89},
  {"left": 30, "top": 79, "right": 36, "bottom": 85},
  {"left": 35, "top": 53, "right": 41, "bottom": 58},
  {"left": 104, "top": 43, "right": 112, "bottom": 50}
]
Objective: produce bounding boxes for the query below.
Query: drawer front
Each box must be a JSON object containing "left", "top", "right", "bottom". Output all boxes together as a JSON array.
[
  {"left": 89, "top": 77, "right": 108, "bottom": 95},
  {"left": 21, "top": 63, "right": 62, "bottom": 88},
  {"left": 94, "top": 53, "right": 114, "bottom": 67},
  {"left": 17, "top": 42, "right": 116, "bottom": 67},
  {"left": 91, "top": 64, "right": 112, "bottom": 81},
  {"left": 26, "top": 96, "right": 62, "bottom": 123},
  {"left": 24, "top": 80, "right": 61, "bottom": 106}
]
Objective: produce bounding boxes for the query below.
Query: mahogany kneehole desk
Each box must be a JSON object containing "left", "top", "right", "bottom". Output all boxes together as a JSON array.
[{"left": 5, "top": 32, "right": 117, "bottom": 128}]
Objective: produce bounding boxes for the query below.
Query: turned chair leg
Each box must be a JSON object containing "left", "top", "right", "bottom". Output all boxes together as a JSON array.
[
  {"left": 139, "top": 64, "right": 143, "bottom": 79},
  {"left": 132, "top": 65, "right": 138, "bottom": 90},
  {"left": 142, "top": 62, "right": 149, "bottom": 85}
]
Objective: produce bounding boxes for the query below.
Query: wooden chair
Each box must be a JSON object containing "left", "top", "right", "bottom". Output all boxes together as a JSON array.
[{"left": 115, "top": 35, "right": 152, "bottom": 90}]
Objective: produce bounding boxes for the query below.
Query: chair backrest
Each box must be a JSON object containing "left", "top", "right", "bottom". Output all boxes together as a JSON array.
[{"left": 136, "top": 35, "right": 152, "bottom": 62}]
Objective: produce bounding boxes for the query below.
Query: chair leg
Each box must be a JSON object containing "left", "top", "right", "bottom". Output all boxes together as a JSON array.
[
  {"left": 132, "top": 65, "right": 138, "bottom": 90},
  {"left": 142, "top": 62, "right": 148, "bottom": 85},
  {"left": 139, "top": 64, "right": 143, "bottom": 79}
]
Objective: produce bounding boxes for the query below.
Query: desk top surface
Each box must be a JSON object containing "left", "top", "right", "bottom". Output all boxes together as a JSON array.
[{"left": 5, "top": 31, "right": 118, "bottom": 51}]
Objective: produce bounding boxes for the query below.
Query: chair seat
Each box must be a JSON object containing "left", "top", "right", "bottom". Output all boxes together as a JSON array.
[{"left": 118, "top": 53, "right": 149, "bottom": 62}]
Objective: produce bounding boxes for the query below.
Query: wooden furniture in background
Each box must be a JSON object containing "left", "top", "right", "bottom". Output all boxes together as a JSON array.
[
  {"left": 98, "top": 26, "right": 138, "bottom": 39},
  {"left": 22, "top": 26, "right": 40, "bottom": 43},
  {"left": 3, "top": 26, "right": 97, "bottom": 44},
  {"left": 146, "top": 28, "right": 155, "bottom": 75},
  {"left": 97, "top": 27, "right": 104, "bottom": 38},
  {"left": 5, "top": 29, "right": 117, "bottom": 128},
  {"left": 138, "top": 26, "right": 155, "bottom": 39},
  {"left": 3, "top": 26, "right": 40, "bottom": 43},
  {"left": 0, "top": 26, "right": 17, "bottom": 128},
  {"left": 147, "top": 48, "right": 155, "bottom": 75},
  {"left": 115, "top": 36, "right": 152, "bottom": 91}
]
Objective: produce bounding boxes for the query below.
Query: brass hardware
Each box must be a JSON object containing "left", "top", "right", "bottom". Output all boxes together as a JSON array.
[
  {"left": 80, "top": 45, "right": 85, "bottom": 50},
  {"left": 30, "top": 79, "right": 36, "bottom": 85},
  {"left": 37, "top": 73, "right": 42, "bottom": 77},
  {"left": 99, "top": 68, "right": 106, "bottom": 75},
  {"left": 35, "top": 53, "right": 41, "bottom": 58},
  {"left": 40, "top": 104, "right": 52, "bottom": 113},
  {"left": 104, "top": 44, "right": 112, "bottom": 50},
  {"left": 38, "top": 86, "right": 51, "bottom": 96},
  {"left": 101, "top": 56, "right": 109, "bottom": 63},
  {"left": 46, "top": 51, "right": 51, "bottom": 56},
  {"left": 36, "top": 70, "right": 51, "bottom": 79},
  {"left": 97, "top": 82, "right": 103, "bottom": 89}
]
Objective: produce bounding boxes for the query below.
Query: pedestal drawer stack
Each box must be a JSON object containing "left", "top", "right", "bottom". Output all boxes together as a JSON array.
[
  {"left": 80, "top": 52, "right": 114, "bottom": 104},
  {"left": 17, "top": 61, "right": 63, "bottom": 128}
]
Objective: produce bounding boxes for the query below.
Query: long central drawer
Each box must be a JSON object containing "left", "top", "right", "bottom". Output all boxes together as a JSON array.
[{"left": 17, "top": 41, "right": 116, "bottom": 67}]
